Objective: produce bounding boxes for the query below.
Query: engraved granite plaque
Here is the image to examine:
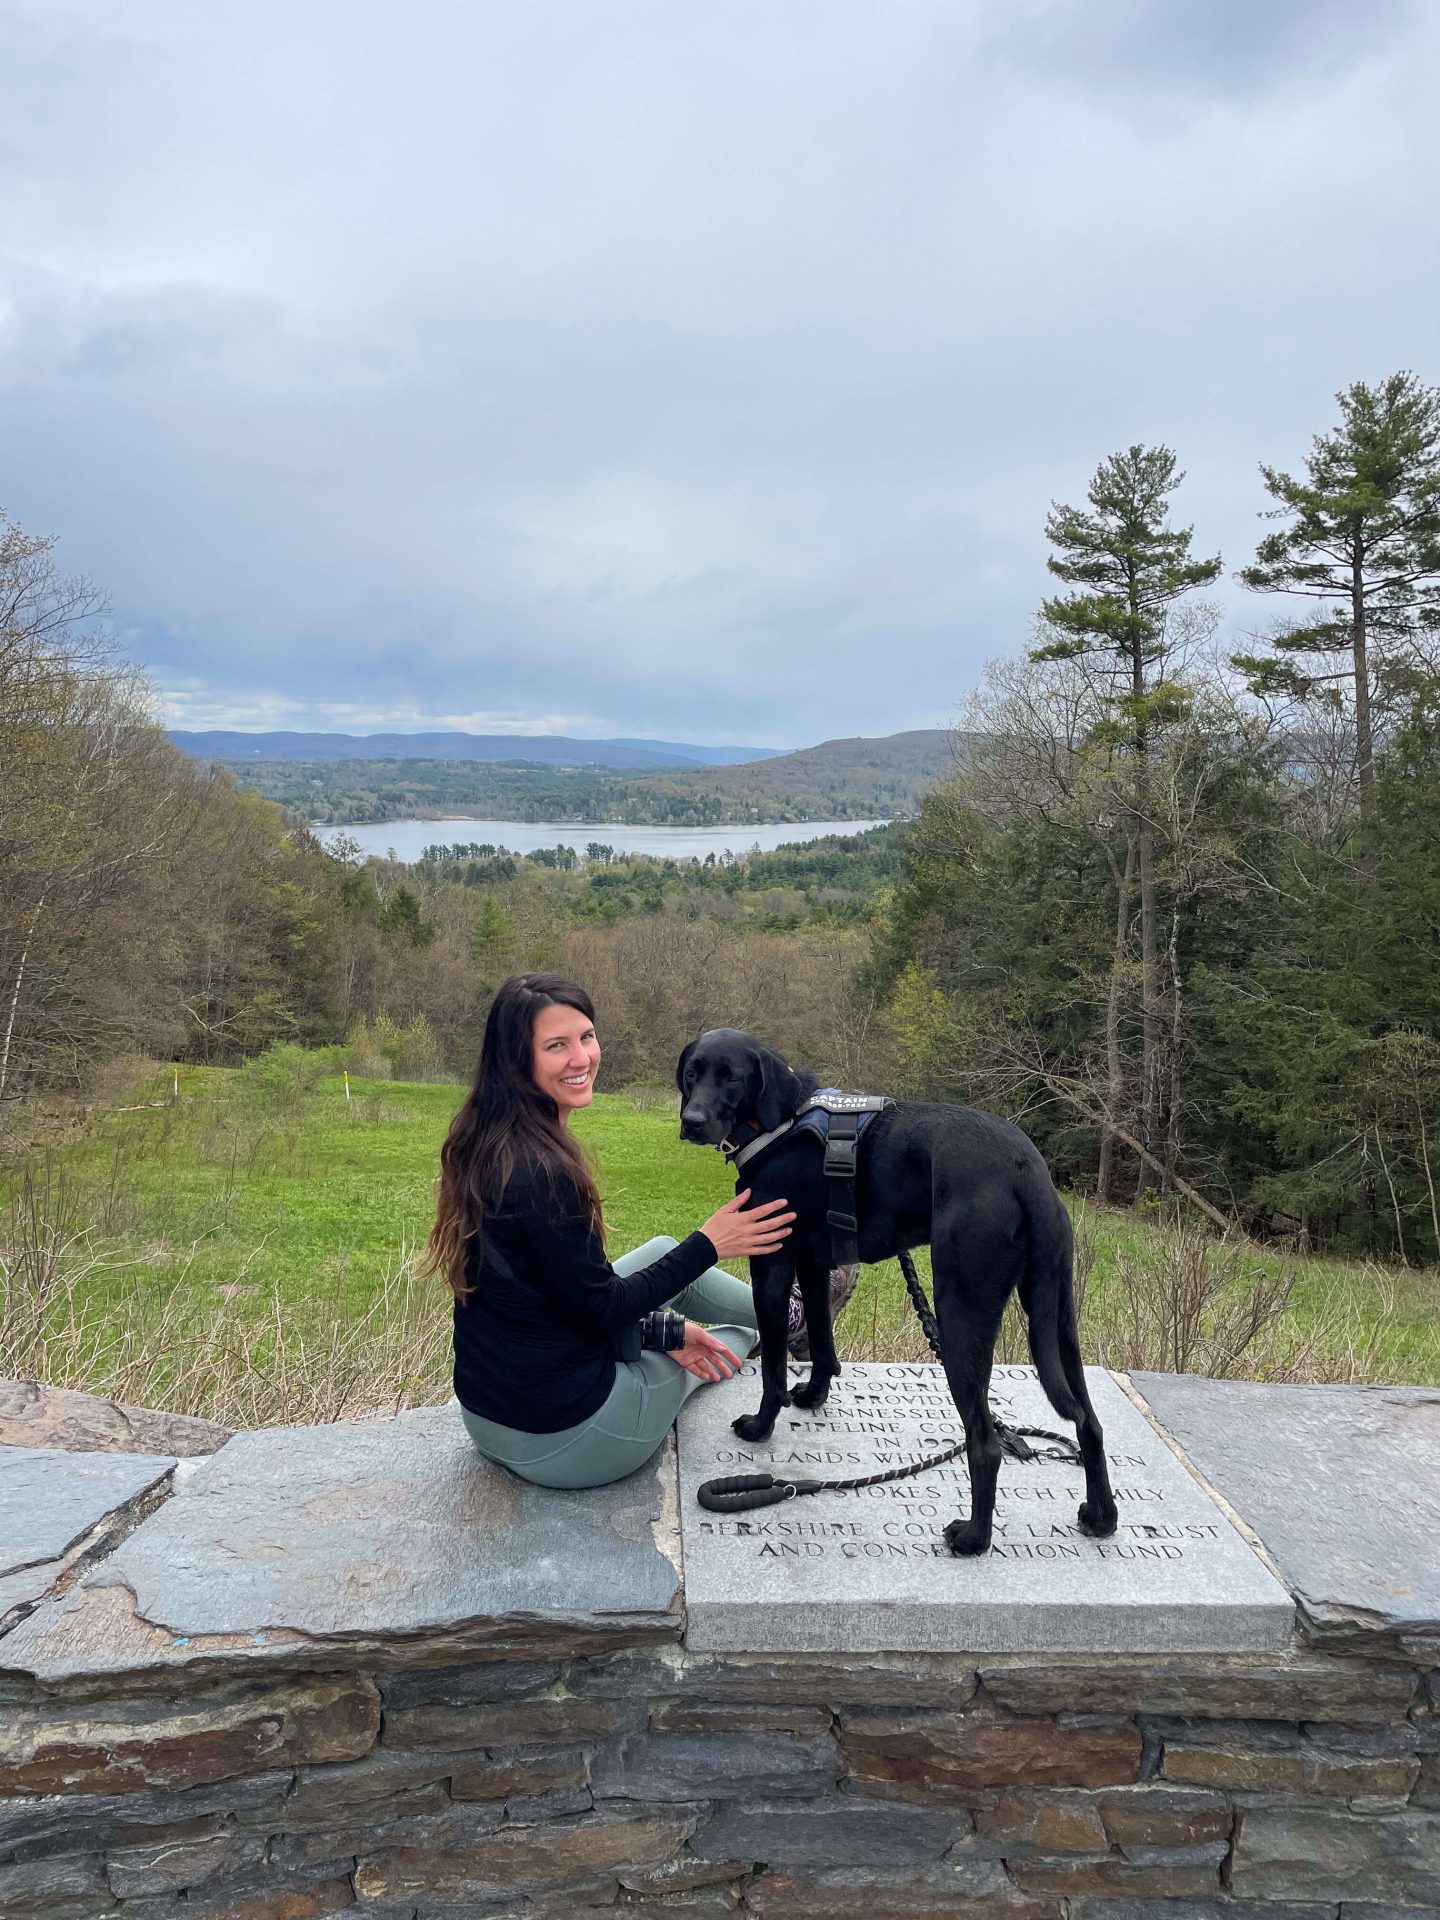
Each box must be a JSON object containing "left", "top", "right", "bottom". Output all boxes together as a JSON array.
[{"left": 676, "top": 1363, "right": 1292, "bottom": 1654}]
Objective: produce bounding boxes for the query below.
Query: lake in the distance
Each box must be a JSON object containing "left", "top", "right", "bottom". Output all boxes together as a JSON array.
[{"left": 314, "top": 817, "right": 887, "bottom": 863}]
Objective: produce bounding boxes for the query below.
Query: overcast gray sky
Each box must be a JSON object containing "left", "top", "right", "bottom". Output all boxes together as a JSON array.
[{"left": 2, "top": 0, "right": 1436, "bottom": 748}]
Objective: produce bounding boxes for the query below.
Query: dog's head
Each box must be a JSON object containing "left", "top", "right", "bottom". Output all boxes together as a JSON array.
[{"left": 675, "top": 1028, "right": 809, "bottom": 1147}]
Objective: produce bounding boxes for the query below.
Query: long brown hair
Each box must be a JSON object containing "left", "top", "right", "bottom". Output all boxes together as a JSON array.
[{"left": 423, "top": 973, "right": 604, "bottom": 1300}]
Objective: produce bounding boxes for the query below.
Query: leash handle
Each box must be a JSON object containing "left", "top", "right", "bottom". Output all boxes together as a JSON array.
[{"left": 697, "top": 1472, "right": 814, "bottom": 1511}]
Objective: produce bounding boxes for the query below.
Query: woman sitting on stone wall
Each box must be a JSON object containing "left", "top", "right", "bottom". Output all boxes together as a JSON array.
[{"left": 423, "top": 971, "right": 792, "bottom": 1489}]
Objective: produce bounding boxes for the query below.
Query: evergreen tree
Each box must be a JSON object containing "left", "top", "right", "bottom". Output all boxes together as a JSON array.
[
  {"left": 381, "top": 885, "right": 434, "bottom": 947},
  {"left": 470, "top": 892, "right": 518, "bottom": 983},
  {"left": 1034, "top": 446, "right": 1222, "bottom": 1189},
  {"left": 1236, "top": 371, "right": 1440, "bottom": 852}
]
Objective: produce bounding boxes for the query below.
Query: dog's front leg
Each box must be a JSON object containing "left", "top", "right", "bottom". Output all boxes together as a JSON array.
[{"left": 731, "top": 1253, "right": 792, "bottom": 1444}]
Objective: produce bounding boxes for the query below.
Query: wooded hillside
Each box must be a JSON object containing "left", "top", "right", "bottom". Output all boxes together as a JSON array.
[{"left": 185, "top": 729, "right": 952, "bottom": 825}]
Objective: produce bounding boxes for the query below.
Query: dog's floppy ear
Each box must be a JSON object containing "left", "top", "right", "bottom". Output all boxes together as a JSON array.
[
  {"left": 752, "top": 1043, "right": 802, "bottom": 1132},
  {"left": 675, "top": 1038, "right": 698, "bottom": 1095}
]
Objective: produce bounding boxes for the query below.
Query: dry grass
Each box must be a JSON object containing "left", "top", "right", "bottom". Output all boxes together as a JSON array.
[
  {"left": 627, "top": 1082, "right": 681, "bottom": 1114},
  {"left": 1, "top": 1164, "right": 450, "bottom": 1427},
  {"left": 1071, "top": 1218, "right": 1403, "bottom": 1383},
  {"left": 837, "top": 1208, "right": 1410, "bottom": 1385}
]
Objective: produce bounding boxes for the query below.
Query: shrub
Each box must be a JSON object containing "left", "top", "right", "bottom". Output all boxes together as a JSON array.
[{"left": 345, "top": 1012, "right": 443, "bottom": 1082}]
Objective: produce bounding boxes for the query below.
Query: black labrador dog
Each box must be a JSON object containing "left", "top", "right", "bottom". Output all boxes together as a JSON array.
[{"left": 676, "top": 1028, "right": 1118, "bottom": 1557}]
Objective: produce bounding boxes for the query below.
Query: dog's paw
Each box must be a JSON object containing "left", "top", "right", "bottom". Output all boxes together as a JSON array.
[
  {"left": 732, "top": 1411, "right": 777, "bottom": 1443},
  {"left": 791, "top": 1371, "right": 834, "bottom": 1411},
  {"left": 1077, "top": 1498, "right": 1118, "bottom": 1539},
  {"left": 944, "top": 1517, "right": 992, "bottom": 1557}
]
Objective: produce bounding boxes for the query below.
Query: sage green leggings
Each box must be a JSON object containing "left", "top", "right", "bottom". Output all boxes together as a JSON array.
[{"left": 458, "top": 1236, "right": 758, "bottom": 1489}]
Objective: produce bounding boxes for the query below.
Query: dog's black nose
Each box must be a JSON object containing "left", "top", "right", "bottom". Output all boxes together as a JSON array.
[{"left": 679, "top": 1108, "right": 709, "bottom": 1141}]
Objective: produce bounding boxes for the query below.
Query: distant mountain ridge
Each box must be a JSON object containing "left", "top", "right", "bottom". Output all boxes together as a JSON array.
[
  {"left": 167, "top": 730, "right": 782, "bottom": 770},
  {"left": 725, "top": 729, "right": 953, "bottom": 781},
  {"left": 173, "top": 726, "right": 954, "bottom": 827}
]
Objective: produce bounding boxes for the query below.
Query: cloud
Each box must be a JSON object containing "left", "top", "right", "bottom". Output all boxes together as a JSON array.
[
  {"left": 1, "top": 0, "right": 1437, "bottom": 746},
  {"left": 978, "top": 0, "right": 1415, "bottom": 101}
]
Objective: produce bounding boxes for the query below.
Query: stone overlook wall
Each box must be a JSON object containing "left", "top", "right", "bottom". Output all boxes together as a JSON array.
[{"left": 1, "top": 1370, "right": 1438, "bottom": 1920}]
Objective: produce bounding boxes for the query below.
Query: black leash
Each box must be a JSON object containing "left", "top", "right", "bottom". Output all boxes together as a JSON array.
[{"left": 696, "top": 1250, "right": 1081, "bottom": 1514}]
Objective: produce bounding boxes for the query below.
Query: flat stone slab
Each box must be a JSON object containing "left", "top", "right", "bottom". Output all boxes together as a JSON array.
[
  {"left": 1, "top": 1406, "right": 679, "bottom": 1685},
  {"left": 676, "top": 1363, "right": 1292, "bottom": 1654},
  {"left": 0, "top": 1374, "right": 231, "bottom": 1457},
  {"left": 0, "top": 1444, "right": 173, "bottom": 1627},
  {"left": 1133, "top": 1372, "right": 1440, "bottom": 1644}
]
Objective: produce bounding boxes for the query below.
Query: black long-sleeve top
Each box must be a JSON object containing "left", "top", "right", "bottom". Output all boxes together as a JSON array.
[{"left": 452, "top": 1150, "right": 718, "bottom": 1433}]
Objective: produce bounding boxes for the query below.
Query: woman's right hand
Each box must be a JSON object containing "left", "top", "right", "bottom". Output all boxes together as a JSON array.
[{"left": 701, "top": 1189, "right": 796, "bottom": 1261}]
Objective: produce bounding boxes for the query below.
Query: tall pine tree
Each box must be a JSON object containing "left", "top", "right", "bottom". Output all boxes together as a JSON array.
[
  {"left": 1236, "top": 371, "right": 1440, "bottom": 863},
  {"left": 1034, "top": 445, "right": 1221, "bottom": 1193}
]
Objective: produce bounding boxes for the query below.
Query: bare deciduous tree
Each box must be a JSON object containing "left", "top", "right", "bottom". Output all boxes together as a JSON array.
[{"left": 0, "top": 514, "right": 192, "bottom": 1119}]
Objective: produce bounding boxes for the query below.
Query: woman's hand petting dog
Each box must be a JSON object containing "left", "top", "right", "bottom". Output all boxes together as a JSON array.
[
  {"left": 701, "top": 1189, "right": 795, "bottom": 1260},
  {"left": 671, "top": 1321, "right": 743, "bottom": 1383}
]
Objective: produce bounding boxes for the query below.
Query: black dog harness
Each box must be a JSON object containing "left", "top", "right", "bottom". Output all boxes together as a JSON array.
[
  {"left": 724, "top": 1088, "right": 894, "bottom": 1269},
  {"left": 698, "top": 1086, "right": 1080, "bottom": 1515}
]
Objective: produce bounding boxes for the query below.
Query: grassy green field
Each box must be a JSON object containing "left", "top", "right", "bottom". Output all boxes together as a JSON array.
[
  {"left": 11, "top": 1065, "right": 745, "bottom": 1307},
  {"left": 3, "top": 1056, "right": 1436, "bottom": 1425}
]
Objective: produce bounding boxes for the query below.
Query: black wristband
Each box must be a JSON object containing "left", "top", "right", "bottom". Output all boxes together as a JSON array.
[{"left": 639, "top": 1309, "right": 686, "bottom": 1352}]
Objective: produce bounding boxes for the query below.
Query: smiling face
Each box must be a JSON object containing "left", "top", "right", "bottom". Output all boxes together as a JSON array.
[{"left": 531, "top": 1002, "right": 601, "bottom": 1123}]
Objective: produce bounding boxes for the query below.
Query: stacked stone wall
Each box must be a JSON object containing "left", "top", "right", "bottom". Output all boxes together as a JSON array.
[
  {"left": 4, "top": 1635, "right": 1437, "bottom": 1918},
  {"left": 6, "top": 1379, "right": 1439, "bottom": 1918}
]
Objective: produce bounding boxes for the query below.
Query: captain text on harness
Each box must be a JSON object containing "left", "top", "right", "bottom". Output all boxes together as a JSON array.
[{"left": 423, "top": 973, "right": 795, "bottom": 1490}]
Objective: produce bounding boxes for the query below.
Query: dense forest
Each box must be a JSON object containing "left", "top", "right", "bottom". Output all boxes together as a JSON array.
[
  {"left": 3, "top": 370, "right": 1437, "bottom": 1265},
  {"left": 878, "top": 375, "right": 1440, "bottom": 1263},
  {"left": 201, "top": 728, "right": 950, "bottom": 825}
]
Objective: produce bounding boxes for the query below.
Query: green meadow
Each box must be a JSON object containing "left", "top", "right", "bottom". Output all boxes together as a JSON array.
[{"left": 3, "top": 1055, "right": 1436, "bottom": 1426}]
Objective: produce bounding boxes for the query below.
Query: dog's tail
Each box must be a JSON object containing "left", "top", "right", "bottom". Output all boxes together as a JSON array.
[{"left": 1019, "top": 1192, "right": 1084, "bottom": 1425}]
